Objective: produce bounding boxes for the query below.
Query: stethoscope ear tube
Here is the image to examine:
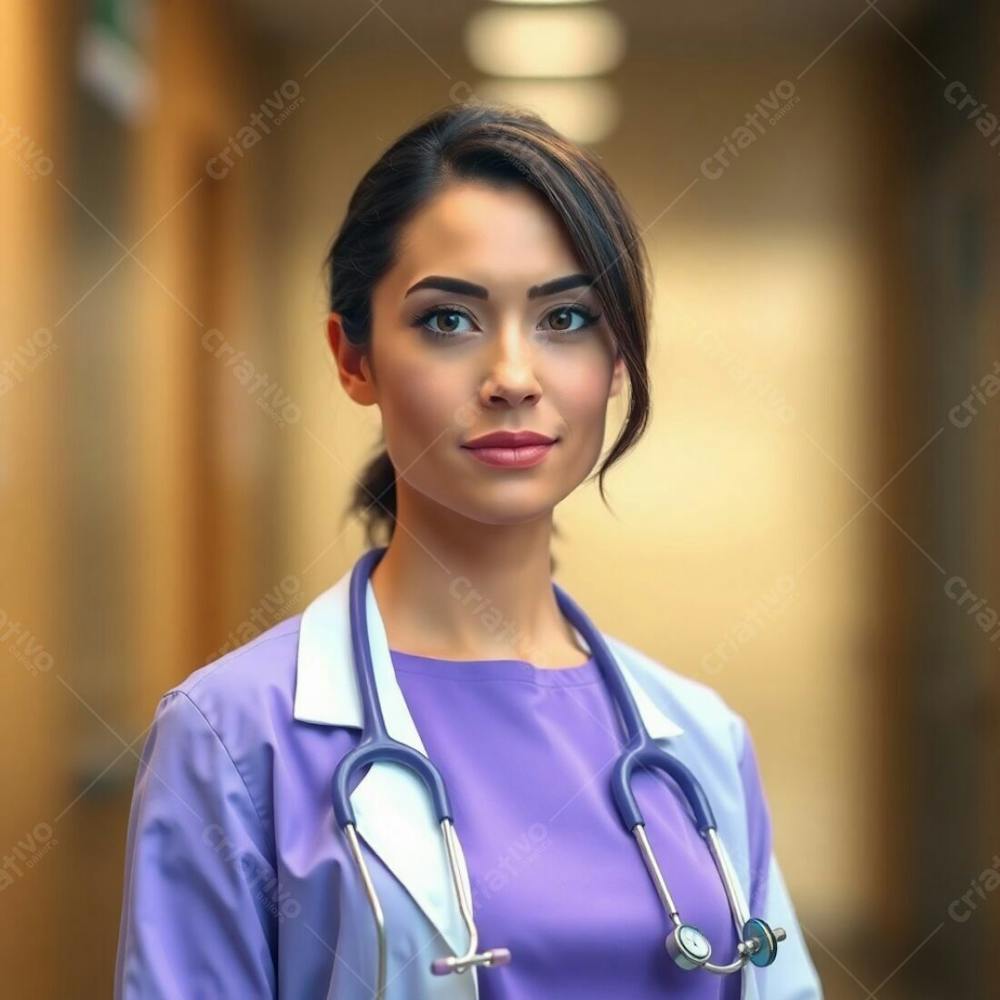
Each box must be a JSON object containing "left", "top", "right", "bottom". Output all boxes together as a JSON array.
[
  {"left": 332, "top": 740, "right": 454, "bottom": 828},
  {"left": 333, "top": 546, "right": 511, "bottom": 996},
  {"left": 552, "top": 573, "right": 787, "bottom": 976},
  {"left": 611, "top": 740, "right": 717, "bottom": 833}
]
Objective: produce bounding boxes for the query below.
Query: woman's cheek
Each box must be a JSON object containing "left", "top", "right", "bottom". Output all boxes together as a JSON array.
[
  {"left": 549, "top": 357, "right": 613, "bottom": 471},
  {"left": 382, "top": 360, "right": 465, "bottom": 461},
  {"left": 550, "top": 347, "right": 612, "bottom": 414}
]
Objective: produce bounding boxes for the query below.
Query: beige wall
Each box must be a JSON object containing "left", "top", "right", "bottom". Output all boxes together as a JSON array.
[
  {"left": 0, "top": 0, "right": 279, "bottom": 993},
  {"left": 130, "top": 0, "right": 280, "bottom": 719},
  {"left": 0, "top": 5, "right": 65, "bottom": 994}
]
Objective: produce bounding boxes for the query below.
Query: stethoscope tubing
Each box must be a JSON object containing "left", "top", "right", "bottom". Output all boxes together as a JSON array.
[{"left": 331, "top": 546, "right": 785, "bottom": 994}]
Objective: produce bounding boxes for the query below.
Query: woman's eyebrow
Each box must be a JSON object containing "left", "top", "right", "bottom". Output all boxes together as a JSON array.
[{"left": 403, "top": 273, "right": 594, "bottom": 300}]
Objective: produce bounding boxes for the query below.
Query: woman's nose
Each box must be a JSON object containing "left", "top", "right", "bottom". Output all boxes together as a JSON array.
[{"left": 480, "top": 327, "right": 543, "bottom": 407}]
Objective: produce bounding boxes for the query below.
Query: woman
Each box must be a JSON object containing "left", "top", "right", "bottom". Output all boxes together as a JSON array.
[{"left": 115, "top": 102, "right": 822, "bottom": 999}]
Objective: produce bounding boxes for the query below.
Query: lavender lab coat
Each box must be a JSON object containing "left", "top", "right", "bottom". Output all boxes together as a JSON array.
[{"left": 114, "top": 559, "right": 823, "bottom": 999}]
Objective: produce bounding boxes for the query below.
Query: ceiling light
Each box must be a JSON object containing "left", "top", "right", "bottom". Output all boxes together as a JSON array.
[{"left": 465, "top": 6, "right": 626, "bottom": 79}]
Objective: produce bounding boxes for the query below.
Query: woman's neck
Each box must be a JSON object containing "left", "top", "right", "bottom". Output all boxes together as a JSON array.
[{"left": 368, "top": 509, "right": 587, "bottom": 668}]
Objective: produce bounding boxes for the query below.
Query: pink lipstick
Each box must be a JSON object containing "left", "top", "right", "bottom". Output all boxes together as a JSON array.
[{"left": 460, "top": 430, "right": 558, "bottom": 469}]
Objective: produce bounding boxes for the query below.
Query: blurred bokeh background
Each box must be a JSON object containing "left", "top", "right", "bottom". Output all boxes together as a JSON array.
[{"left": 2, "top": 0, "right": 998, "bottom": 996}]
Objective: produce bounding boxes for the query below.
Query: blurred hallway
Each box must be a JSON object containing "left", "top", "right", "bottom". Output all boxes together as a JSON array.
[{"left": 1, "top": 1, "right": 997, "bottom": 996}]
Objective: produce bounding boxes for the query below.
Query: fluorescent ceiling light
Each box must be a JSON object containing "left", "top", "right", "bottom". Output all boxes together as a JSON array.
[
  {"left": 488, "top": 0, "right": 602, "bottom": 5},
  {"left": 465, "top": 6, "right": 626, "bottom": 78}
]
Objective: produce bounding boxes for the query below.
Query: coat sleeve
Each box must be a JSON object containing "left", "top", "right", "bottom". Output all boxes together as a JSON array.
[
  {"left": 737, "top": 720, "right": 824, "bottom": 999},
  {"left": 115, "top": 690, "right": 278, "bottom": 999}
]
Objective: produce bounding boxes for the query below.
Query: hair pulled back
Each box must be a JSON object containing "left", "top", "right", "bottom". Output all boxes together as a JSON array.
[{"left": 325, "top": 102, "right": 653, "bottom": 547}]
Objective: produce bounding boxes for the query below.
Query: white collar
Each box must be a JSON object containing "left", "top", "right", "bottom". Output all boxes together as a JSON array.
[{"left": 293, "top": 560, "right": 684, "bottom": 741}]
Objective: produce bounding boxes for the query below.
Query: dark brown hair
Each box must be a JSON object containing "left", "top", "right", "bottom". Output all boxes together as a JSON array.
[{"left": 325, "top": 101, "right": 653, "bottom": 548}]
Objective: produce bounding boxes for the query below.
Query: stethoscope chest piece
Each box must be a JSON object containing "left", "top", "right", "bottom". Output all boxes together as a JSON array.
[
  {"left": 743, "top": 917, "right": 781, "bottom": 968},
  {"left": 666, "top": 923, "right": 712, "bottom": 970}
]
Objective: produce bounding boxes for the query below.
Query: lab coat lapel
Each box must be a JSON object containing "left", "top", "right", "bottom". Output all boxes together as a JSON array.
[{"left": 294, "top": 566, "right": 475, "bottom": 968}]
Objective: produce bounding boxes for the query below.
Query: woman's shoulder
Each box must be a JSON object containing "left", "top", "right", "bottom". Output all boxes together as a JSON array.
[
  {"left": 134, "top": 613, "right": 312, "bottom": 833},
  {"left": 150, "top": 612, "right": 306, "bottom": 759},
  {"left": 177, "top": 613, "right": 301, "bottom": 699}
]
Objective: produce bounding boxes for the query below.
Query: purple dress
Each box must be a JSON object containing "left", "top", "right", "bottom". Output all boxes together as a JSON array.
[{"left": 389, "top": 648, "right": 772, "bottom": 1000}]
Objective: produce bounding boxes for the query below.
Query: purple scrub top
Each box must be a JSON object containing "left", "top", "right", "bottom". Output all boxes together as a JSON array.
[
  {"left": 389, "top": 649, "right": 772, "bottom": 1000},
  {"left": 114, "top": 616, "right": 778, "bottom": 998}
]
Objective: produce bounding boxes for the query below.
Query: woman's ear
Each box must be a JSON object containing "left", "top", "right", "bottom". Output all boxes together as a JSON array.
[
  {"left": 327, "top": 312, "right": 378, "bottom": 406},
  {"left": 608, "top": 352, "right": 626, "bottom": 398}
]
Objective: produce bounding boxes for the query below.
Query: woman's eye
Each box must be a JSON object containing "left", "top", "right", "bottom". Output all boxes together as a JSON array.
[
  {"left": 417, "top": 308, "right": 475, "bottom": 339},
  {"left": 544, "top": 305, "right": 600, "bottom": 334},
  {"left": 413, "top": 304, "right": 600, "bottom": 341}
]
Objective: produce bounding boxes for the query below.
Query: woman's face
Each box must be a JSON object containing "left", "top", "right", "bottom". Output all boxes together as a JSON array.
[{"left": 336, "top": 180, "right": 625, "bottom": 528}]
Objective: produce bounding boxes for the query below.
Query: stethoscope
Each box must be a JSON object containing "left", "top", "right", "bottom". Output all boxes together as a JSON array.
[{"left": 332, "top": 546, "right": 786, "bottom": 998}]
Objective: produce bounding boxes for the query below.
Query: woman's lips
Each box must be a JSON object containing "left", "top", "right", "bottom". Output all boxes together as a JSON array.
[{"left": 462, "top": 441, "right": 556, "bottom": 469}]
